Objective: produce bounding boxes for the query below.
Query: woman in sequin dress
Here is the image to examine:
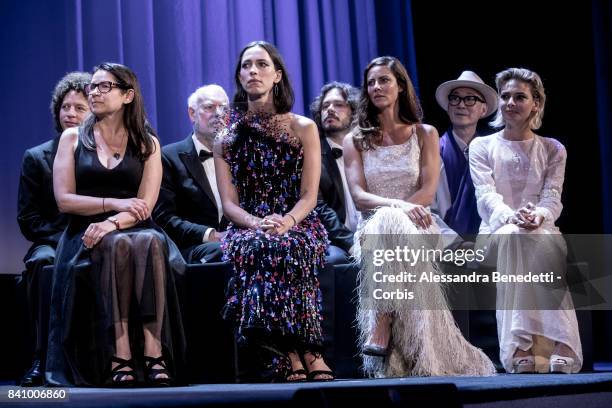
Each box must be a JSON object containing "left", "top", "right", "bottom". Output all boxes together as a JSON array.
[
  {"left": 470, "top": 68, "right": 581, "bottom": 374},
  {"left": 344, "top": 56, "right": 495, "bottom": 377},
  {"left": 215, "top": 41, "right": 333, "bottom": 382}
]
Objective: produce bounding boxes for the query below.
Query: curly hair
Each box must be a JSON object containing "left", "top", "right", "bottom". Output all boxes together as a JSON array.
[
  {"left": 49, "top": 71, "right": 91, "bottom": 134},
  {"left": 489, "top": 67, "right": 546, "bottom": 130},
  {"left": 232, "top": 41, "right": 294, "bottom": 113},
  {"left": 354, "top": 56, "right": 422, "bottom": 151},
  {"left": 309, "top": 81, "right": 359, "bottom": 135}
]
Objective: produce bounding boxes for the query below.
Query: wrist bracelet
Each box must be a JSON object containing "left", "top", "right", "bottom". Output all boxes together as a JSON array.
[
  {"left": 287, "top": 213, "right": 297, "bottom": 227},
  {"left": 107, "top": 216, "right": 120, "bottom": 230},
  {"left": 102, "top": 198, "right": 106, "bottom": 212}
]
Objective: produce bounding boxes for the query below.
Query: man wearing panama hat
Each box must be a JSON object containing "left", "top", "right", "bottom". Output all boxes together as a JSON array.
[{"left": 434, "top": 71, "right": 498, "bottom": 237}]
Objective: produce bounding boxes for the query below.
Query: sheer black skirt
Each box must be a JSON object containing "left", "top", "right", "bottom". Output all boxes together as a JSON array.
[{"left": 46, "top": 218, "right": 186, "bottom": 386}]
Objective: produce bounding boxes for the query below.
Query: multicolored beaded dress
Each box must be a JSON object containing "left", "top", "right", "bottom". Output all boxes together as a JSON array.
[{"left": 220, "top": 111, "right": 329, "bottom": 377}]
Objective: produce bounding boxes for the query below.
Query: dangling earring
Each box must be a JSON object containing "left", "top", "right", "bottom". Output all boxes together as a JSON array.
[{"left": 274, "top": 83, "right": 279, "bottom": 97}]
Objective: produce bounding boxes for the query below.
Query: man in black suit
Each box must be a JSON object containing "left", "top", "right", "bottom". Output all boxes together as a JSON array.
[
  {"left": 17, "top": 72, "right": 91, "bottom": 386},
  {"left": 154, "top": 84, "right": 229, "bottom": 263},
  {"left": 310, "top": 82, "right": 361, "bottom": 264}
]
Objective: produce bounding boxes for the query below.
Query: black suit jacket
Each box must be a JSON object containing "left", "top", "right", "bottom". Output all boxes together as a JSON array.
[
  {"left": 154, "top": 135, "right": 225, "bottom": 251},
  {"left": 316, "top": 136, "right": 353, "bottom": 252},
  {"left": 17, "top": 137, "right": 68, "bottom": 258}
]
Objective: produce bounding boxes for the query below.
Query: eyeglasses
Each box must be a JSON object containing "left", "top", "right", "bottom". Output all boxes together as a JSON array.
[
  {"left": 200, "top": 103, "right": 228, "bottom": 114},
  {"left": 85, "top": 81, "right": 129, "bottom": 95},
  {"left": 448, "top": 94, "right": 485, "bottom": 107}
]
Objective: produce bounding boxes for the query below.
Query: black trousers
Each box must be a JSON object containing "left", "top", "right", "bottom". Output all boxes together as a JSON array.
[{"left": 22, "top": 244, "right": 55, "bottom": 365}]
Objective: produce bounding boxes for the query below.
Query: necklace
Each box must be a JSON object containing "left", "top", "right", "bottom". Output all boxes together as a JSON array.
[
  {"left": 98, "top": 133, "right": 126, "bottom": 161},
  {"left": 97, "top": 143, "right": 122, "bottom": 160}
]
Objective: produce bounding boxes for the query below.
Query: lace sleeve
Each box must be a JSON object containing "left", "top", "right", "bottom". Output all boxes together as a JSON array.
[
  {"left": 469, "top": 138, "right": 514, "bottom": 232},
  {"left": 534, "top": 139, "right": 566, "bottom": 222}
]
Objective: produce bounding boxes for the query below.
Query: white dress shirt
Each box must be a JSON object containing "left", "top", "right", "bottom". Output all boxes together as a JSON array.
[
  {"left": 192, "top": 134, "right": 223, "bottom": 241},
  {"left": 327, "top": 137, "right": 360, "bottom": 232}
]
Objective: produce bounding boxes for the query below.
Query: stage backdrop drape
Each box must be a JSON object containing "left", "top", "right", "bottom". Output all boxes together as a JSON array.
[
  {"left": 0, "top": 0, "right": 418, "bottom": 274},
  {"left": 593, "top": 0, "right": 612, "bottom": 234}
]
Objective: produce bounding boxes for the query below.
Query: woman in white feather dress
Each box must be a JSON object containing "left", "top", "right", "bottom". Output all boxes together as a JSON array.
[{"left": 344, "top": 56, "right": 495, "bottom": 378}]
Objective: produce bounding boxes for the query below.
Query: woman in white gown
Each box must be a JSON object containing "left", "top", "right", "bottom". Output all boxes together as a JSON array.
[
  {"left": 344, "top": 56, "right": 495, "bottom": 378},
  {"left": 469, "top": 68, "right": 582, "bottom": 374}
]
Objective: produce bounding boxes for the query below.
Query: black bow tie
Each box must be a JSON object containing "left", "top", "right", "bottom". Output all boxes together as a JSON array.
[
  {"left": 199, "top": 150, "right": 214, "bottom": 162},
  {"left": 331, "top": 147, "right": 343, "bottom": 159}
]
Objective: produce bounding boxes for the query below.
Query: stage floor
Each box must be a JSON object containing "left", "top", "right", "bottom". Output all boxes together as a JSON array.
[{"left": 1, "top": 372, "right": 612, "bottom": 407}]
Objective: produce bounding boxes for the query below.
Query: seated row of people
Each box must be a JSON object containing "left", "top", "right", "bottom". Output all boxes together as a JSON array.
[{"left": 17, "top": 41, "right": 580, "bottom": 387}]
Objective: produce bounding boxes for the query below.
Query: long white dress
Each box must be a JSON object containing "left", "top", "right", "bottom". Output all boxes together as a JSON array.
[
  {"left": 469, "top": 131, "right": 582, "bottom": 373},
  {"left": 353, "top": 132, "right": 496, "bottom": 377}
]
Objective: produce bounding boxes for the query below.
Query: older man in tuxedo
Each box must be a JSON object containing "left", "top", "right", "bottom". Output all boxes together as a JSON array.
[{"left": 154, "top": 84, "right": 228, "bottom": 263}]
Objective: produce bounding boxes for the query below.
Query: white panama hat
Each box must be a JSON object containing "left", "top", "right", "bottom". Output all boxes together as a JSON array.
[{"left": 435, "top": 70, "right": 498, "bottom": 117}]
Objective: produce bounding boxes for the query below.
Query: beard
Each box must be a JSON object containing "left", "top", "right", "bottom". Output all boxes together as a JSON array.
[
  {"left": 194, "top": 121, "right": 221, "bottom": 141},
  {"left": 323, "top": 119, "right": 351, "bottom": 134}
]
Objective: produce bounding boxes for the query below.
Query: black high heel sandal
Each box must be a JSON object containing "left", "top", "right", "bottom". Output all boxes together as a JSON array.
[
  {"left": 286, "top": 368, "right": 308, "bottom": 383},
  {"left": 303, "top": 351, "right": 335, "bottom": 382},
  {"left": 306, "top": 369, "right": 335, "bottom": 382},
  {"left": 143, "top": 355, "right": 172, "bottom": 387},
  {"left": 109, "top": 356, "right": 137, "bottom": 387}
]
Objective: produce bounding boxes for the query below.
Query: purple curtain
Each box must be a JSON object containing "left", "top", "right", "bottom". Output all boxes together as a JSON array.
[
  {"left": 57, "top": 0, "right": 380, "bottom": 140},
  {"left": 0, "top": 0, "right": 418, "bottom": 274}
]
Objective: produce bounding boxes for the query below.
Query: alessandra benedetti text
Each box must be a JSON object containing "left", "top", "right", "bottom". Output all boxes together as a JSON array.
[
  {"left": 372, "top": 271, "right": 558, "bottom": 283},
  {"left": 370, "top": 271, "right": 559, "bottom": 300}
]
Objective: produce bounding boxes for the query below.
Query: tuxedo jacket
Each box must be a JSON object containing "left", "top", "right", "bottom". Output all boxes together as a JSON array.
[
  {"left": 17, "top": 137, "right": 68, "bottom": 259},
  {"left": 316, "top": 136, "right": 353, "bottom": 252},
  {"left": 153, "top": 135, "right": 225, "bottom": 250}
]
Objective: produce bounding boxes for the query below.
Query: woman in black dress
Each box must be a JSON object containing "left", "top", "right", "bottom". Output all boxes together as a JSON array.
[{"left": 47, "top": 62, "right": 185, "bottom": 386}]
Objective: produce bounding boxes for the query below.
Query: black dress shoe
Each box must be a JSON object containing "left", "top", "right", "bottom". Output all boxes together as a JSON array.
[{"left": 20, "top": 359, "right": 43, "bottom": 387}]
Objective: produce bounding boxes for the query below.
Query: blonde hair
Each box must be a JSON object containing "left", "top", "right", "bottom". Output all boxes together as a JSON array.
[{"left": 489, "top": 68, "right": 546, "bottom": 130}]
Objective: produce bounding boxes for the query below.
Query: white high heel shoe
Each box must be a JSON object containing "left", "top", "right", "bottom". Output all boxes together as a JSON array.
[
  {"left": 550, "top": 354, "right": 576, "bottom": 374},
  {"left": 511, "top": 355, "right": 535, "bottom": 373}
]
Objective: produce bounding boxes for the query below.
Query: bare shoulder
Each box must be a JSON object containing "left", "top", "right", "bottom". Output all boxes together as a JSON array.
[
  {"left": 343, "top": 129, "right": 358, "bottom": 149},
  {"left": 414, "top": 123, "right": 439, "bottom": 150},
  {"left": 291, "top": 113, "right": 316, "bottom": 131},
  {"left": 150, "top": 134, "right": 161, "bottom": 150},
  {"left": 58, "top": 127, "right": 79, "bottom": 151},
  {"left": 290, "top": 113, "right": 317, "bottom": 141},
  {"left": 60, "top": 127, "right": 79, "bottom": 142},
  {"left": 416, "top": 123, "right": 439, "bottom": 139},
  {"left": 140, "top": 134, "right": 161, "bottom": 158}
]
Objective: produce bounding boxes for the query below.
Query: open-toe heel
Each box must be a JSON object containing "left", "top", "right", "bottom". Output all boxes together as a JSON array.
[
  {"left": 109, "top": 356, "right": 137, "bottom": 387},
  {"left": 550, "top": 354, "right": 576, "bottom": 374},
  {"left": 303, "top": 351, "right": 335, "bottom": 382},
  {"left": 286, "top": 369, "right": 307, "bottom": 383},
  {"left": 363, "top": 312, "right": 391, "bottom": 357},
  {"left": 306, "top": 369, "right": 335, "bottom": 382},
  {"left": 144, "top": 355, "right": 172, "bottom": 387},
  {"left": 363, "top": 344, "right": 389, "bottom": 357},
  {"left": 511, "top": 355, "right": 535, "bottom": 374}
]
